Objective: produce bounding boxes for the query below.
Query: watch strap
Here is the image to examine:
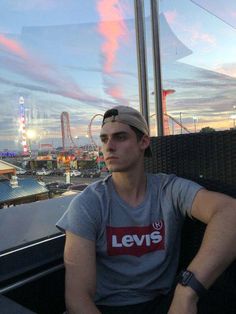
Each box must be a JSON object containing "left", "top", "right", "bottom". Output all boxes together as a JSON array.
[{"left": 178, "top": 270, "right": 207, "bottom": 298}]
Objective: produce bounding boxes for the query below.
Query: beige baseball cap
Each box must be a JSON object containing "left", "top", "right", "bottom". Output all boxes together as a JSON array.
[{"left": 102, "top": 105, "right": 152, "bottom": 157}]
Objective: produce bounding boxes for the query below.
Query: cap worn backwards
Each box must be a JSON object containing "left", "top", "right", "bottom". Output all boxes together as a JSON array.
[
  {"left": 102, "top": 105, "right": 152, "bottom": 157},
  {"left": 102, "top": 105, "right": 149, "bottom": 135}
]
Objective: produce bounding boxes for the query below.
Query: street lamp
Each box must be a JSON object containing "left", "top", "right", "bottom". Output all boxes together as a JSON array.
[
  {"left": 231, "top": 106, "right": 236, "bottom": 128},
  {"left": 74, "top": 136, "right": 80, "bottom": 147},
  {"left": 192, "top": 116, "right": 198, "bottom": 133},
  {"left": 179, "top": 112, "right": 182, "bottom": 134},
  {"left": 230, "top": 114, "right": 236, "bottom": 128}
]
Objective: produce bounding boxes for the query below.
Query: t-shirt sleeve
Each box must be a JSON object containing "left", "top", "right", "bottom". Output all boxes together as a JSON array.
[
  {"left": 168, "top": 175, "right": 203, "bottom": 218},
  {"left": 56, "top": 191, "right": 100, "bottom": 241}
]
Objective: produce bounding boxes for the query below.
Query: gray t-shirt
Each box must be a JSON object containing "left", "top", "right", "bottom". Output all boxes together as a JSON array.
[{"left": 56, "top": 173, "right": 202, "bottom": 306}]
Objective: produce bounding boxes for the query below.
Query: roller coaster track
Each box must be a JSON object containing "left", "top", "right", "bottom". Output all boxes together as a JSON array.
[
  {"left": 150, "top": 113, "right": 191, "bottom": 134},
  {"left": 61, "top": 112, "right": 77, "bottom": 149},
  {"left": 88, "top": 112, "right": 191, "bottom": 148},
  {"left": 87, "top": 114, "right": 103, "bottom": 147}
]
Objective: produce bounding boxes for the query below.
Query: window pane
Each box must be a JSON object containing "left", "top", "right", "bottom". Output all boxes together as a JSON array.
[
  {"left": 0, "top": 0, "right": 138, "bottom": 253},
  {"left": 148, "top": 0, "right": 236, "bottom": 134},
  {"left": 0, "top": 0, "right": 139, "bottom": 152}
]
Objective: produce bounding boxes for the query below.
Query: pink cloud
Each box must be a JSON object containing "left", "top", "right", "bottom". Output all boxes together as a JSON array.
[
  {"left": 0, "top": 33, "right": 105, "bottom": 104},
  {"left": 0, "top": 34, "right": 28, "bottom": 59},
  {"left": 97, "top": 0, "right": 128, "bottom": 74},
  {"left": 163, "top": 8, "right": 216, "bottom": 47},
  {"left": 96, "top": 0, "right": 130, "bottom": 104},
  {"left": 164, "top": 11, "right": 177, "bottom": 24},
  {"left": 103, "top": 76, "right": 130, "bottom": 106},
  {"left": 215, "top": 63, "right": 236, "bottom": 78},
  {"left": 191, "top": 29, "right": 216, "bottom": 45},
  {"left": 106, "top": 86, "right": 123, "bottom": 99}
]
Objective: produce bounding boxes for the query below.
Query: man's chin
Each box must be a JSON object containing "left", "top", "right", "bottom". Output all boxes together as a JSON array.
[
  {"left": 107, "top": 167, "right": 126, "bottom": 173},
  {"left": 108, "top": 168, "right": 118, "bottom": 173}
]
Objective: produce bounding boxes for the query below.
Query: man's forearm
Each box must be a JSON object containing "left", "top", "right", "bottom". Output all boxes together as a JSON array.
[
  {"left": 168, "top": 207, "right": 236, "bottom": 314},
  {"left": 186, "top": 207, "right": 236, "bottom": 288}
]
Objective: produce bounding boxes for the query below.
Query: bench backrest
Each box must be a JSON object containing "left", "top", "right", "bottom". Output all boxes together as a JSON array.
[{"left": 144, "top": 131, "right": 236, "bottom": 314}]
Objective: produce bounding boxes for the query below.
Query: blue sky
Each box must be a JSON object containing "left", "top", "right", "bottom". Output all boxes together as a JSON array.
[{"left": 0, "top": 0, "right": 236, "bottom": 150}]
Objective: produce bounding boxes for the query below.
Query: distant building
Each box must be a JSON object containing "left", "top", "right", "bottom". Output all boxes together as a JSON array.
[
  {"left": 0, "top": 160, "right": 49, "bottom": 207},
  {"left": 0, "top": 160, "right": 17, "bottom": 177},
  {"left": 0, "top": 178, "right": 49, "bottom": 208}
]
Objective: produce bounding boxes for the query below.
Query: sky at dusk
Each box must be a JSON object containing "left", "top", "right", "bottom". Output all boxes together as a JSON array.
[{"left": 0, "top": 0, "right": 236, "bottom": 151}]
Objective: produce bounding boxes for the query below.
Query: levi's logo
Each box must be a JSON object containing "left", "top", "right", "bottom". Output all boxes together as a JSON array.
[{"left": 106, "top": 221, "right": 165, "bottom": 257}]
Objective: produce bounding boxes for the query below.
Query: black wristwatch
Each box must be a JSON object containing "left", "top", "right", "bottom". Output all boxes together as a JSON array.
[{"left": 178, "top": 270, "right": 207, "bottom": 298}]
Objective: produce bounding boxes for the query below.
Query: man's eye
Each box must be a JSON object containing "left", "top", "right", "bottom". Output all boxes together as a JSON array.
[
  {"left": 100, "top": 137, "right": 108, "bottom": 143},
  {"left": 116, "top": 134, "right": 126, "bottom": 141}
]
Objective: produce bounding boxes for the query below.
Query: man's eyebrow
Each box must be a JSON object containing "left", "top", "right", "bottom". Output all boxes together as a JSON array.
[{"left": 100, "top": 131, "right": 129, "bottom": 138}]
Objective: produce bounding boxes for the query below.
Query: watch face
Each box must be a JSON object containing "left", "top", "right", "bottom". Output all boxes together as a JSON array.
[
  {"left": 179, "top": 270, "right": 207, "bottom": 298},
  {"left": 181, "top": 270, "right": 193, "bottom": 285}
]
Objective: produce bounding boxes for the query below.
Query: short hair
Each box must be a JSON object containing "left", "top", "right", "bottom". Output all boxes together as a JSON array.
[
  {"left": 130, "top": 125, "right": 144, "bottom": 142},
  {"left": 129, "top": 125, "right": 151, "bottom": 157}
]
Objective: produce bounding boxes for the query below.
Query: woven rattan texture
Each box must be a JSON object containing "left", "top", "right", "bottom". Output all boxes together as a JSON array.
[
  {"left": 145, "top": 130, "right": 236, "bottom": 189},
  {"left": 144, "top": 130, "right": 236, "bottom": 314}
]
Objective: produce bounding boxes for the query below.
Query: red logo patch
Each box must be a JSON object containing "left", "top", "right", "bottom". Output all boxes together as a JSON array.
[{"left": 106, "top": 221, "right": 165, "bottom": 257}]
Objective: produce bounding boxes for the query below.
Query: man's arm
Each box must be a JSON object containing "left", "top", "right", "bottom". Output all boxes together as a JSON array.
[
  {"left": 168, "top": 189, "right": 236, "bottom": 314},
  {"left": 64, "top": 231, "right": 101, "bottom": 314}
]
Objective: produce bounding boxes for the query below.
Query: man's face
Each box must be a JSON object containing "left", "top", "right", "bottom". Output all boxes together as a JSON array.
[{"left": 100, "top": 121, "right": 149, "bottom": 172}]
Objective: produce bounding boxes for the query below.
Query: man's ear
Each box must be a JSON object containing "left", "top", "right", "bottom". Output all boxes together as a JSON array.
[{"left": 140, "top": 134, "right": 150, "bottom": 151}]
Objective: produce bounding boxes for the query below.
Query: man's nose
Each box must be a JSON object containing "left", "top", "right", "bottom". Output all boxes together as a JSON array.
[{"left": 106, "top": 137, "right": 115, "bottom": 151}]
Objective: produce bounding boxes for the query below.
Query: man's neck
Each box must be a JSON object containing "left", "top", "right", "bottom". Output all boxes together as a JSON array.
[{"left": 111, "top": 170, "right": 147, "bottom": 208}]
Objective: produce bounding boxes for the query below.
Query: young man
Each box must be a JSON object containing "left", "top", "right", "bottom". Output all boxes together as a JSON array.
[{"left": 57, "top": 105, "right": 236, "bottom": 314}]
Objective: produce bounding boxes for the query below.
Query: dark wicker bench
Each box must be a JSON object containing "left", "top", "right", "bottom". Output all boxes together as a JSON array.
[{"left": 145, "top": 130, "right": 236, "bottom": 314}]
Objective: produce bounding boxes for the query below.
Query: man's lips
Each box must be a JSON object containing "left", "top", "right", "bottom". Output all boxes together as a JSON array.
[{"left": 105, "top": 156, "right": 118, "bottom": 161}]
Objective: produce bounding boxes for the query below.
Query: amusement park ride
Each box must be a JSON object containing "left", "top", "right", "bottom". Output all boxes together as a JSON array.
[
  {"left": 18, "top": 92, "right": 190, "bottom": 156},
  {"left": 60, "top": 112, "right": 78, "bottom": 150},
  {"left": 18, "top": 96, "right": 29, "bottom": 155},
  {"left": 60, "top": 112, "right": 101, "bottom": 170},
  {"left": 87, "top": 114, "right": 104, "bottom": 147},
  {"left": 60, "top": 91, "right": 191, "bottom": 154},
  {"left": 60, "top": 112, "right": 103, "bottom": 151}
]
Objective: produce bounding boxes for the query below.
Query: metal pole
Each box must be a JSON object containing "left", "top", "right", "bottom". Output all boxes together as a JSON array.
[
  {"left": 179, "top": 112, "right": 182, "bottom": 134},
  {"left": 134, "top": 0, "right": 150, "bottom": 127},
  {"left": 233, "top": 106, "right": 236, "bottom": 128},
  {"left": 150, "top": 0, "right": 164, "bottom": 136}
]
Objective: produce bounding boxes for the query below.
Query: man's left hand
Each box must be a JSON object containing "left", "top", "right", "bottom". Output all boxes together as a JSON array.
[{"left": 167, "top": 284, "right": 198, "bottom": 314}]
